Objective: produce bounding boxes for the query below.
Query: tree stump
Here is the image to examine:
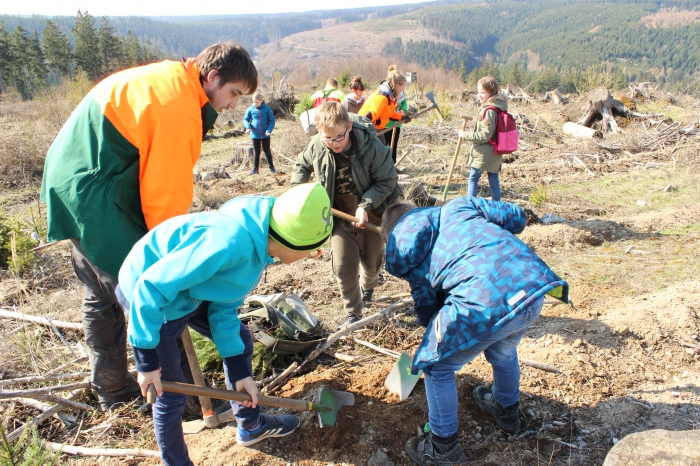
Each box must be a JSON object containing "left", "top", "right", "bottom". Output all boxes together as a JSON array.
[
  {"left": 577, "top": 87, "right": 630, "bottom": 134},
  {"left": 602, "top": 429, "right": 700, "bottom": 466}
]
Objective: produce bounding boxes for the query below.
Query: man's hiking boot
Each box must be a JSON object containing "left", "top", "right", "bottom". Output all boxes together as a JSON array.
[
  {"left": 472, "top": 386, "right": 520, "bottom": 434},
  {"left": 405, "top": 431, "right": 467, "bottom": 466},
  {"left": 336, "top": 313, "right": 361, "bottom": 331},
  {"left": 361, "top": 287, "right": 374, "bottom": 303},
  {"left": 97, "top": 380, "right": 143, "bottom": 411},
  {"left": 236, "top": 414, "right": 299, "bottom": 446}
]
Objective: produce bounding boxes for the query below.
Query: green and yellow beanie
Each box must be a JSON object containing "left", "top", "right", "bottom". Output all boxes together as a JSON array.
[{"left": 269, "top": 183, "right": 333, "bottom": 251}]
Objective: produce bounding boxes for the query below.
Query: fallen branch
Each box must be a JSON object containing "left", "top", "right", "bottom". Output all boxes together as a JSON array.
[
  {"left": 7, "top": 388, "right": 85, "bottom": 442},
  {"left": 352, "top": 339, "right": 400, "bottom": 359},
  {"left": 572, "top": 156, "right": 595, "bottom": 176},
  {"left": 0, "top": 372, "right": 90, "bottom": 387},
  {"left": 43, "top": 442, "right": 160, "bottom": 457},
  {"left": 261, "top": 362, "right": 299, "bottom": 395},
  {"left": 324, "top": 351, "right": 356, "bottom": 362},
  {"left": 0, "top": 382, "right": 89, "bottom": 398},
  {"left": 266, "top": 299, "right": 414, "bottom": 394},
  {"left": 5, "top": 393, "right": 92, "bottom": 411},
  {"left": 0, "top": 310, "right": 83, "bottom": 330},
  {"left": 520, "top": 358, "right": 561, "bottom": 374},
  {"left": 45, "top": 357, "right": 89, "bottom": 376}
]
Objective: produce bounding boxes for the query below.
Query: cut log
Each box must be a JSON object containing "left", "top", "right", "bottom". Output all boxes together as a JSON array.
[
  {"left": 544, "top": 89, "right": 566, "bottom": 104},
  {"left": 563, "top": 122, "right": 602, "bottom": 139}
]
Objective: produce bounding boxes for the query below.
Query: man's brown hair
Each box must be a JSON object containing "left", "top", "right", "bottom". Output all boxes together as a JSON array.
[
  {"left": 380, "top": 202, "right": 418, "bottom": 243},
  {"left": 326, "top": 78, "right": 339, "bottom": 88},
  {"left": 197, "top": 42, "right": 258, "bottom": 95},
  {"left": 315, "top": 101, "right": 351, "bottom": 131}
]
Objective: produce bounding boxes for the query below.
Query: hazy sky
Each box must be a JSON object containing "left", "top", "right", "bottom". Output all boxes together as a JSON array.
[{"left": 0, "top": 0, "right": 429, "bottom": 17}]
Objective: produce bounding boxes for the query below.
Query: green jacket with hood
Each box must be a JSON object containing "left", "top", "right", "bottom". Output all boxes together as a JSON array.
[
  {"left": 463, "top": 96, "right": 509, "bottom": 173},
  {"left": 290, "top": 114, "right": 402, "bottom": 212}
]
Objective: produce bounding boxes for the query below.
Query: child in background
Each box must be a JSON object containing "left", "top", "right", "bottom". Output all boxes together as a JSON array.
[
  {"left": 359, "top": 65, "right": 411, "bottom": 145},
  {"left": 117, "top": 183, "right": 333, "bottom": 466},
  {"left": 291, "top": 102, "right": 402, "bottom": 330},
  {"left": 342, "top": 76, "right": 366, "bottom": 114},
  {"left": 381, "top": 198, "right": 568, "bottom": 466},
  {"left": 460, "top": 76, "right": 507, "bottom": 201},
  {"left": 311, "top": 78, "right": 346, "bottom": 108},
  {"left": 243, "top": 91, "right": 276, "bottom": 175},
  {"left": 382, "top": 87, "right": 407, "bottom": 164}
]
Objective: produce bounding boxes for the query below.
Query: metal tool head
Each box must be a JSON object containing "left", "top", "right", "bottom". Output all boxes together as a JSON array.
[
  {"left": 425, "top": 90, "right": 437, "bottom": 106},
  {"left": 384, "top": 351, "right": 422, "bottom": 400},
  {"left": 316, "top": 388, "right": 355, "bottom": 428}
]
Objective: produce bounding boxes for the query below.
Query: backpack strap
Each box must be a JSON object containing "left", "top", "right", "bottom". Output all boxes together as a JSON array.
[{"left": 480, "top": 105, "right": 500, "bottom": 120}]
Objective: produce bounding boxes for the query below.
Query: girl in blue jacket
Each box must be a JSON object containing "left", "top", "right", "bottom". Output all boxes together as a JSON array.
[
  {"left": 243, "top": 91, "right": 276, "bottom": 175},
  {"left": 381, "top": 197, "right": 568, "bottom": 466},
  {"left": 116, "top": 183, "right": 332, "bottom": 466}
]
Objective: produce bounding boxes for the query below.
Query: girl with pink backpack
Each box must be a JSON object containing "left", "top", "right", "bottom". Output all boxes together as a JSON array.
[{"left": 459, "top": 76, "right": 518, "bottom": 201}]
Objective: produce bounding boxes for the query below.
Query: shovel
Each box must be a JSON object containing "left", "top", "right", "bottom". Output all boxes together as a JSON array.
[
  {"left": 147, "top": 381, "right": 354, "bottom": 428},
  {"left": 331, "top": 208, "right": 381, "bottom": 234},
  {"left": 384, "top": 351, "right": 422, "bottom": 400}
]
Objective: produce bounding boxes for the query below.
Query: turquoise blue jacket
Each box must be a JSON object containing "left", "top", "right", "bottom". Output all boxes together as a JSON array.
[{"left": 119, "top": 196, "right": 274, "bottom": 365}]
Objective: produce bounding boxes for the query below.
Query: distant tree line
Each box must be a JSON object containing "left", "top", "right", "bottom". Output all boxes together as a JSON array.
[
  {"left": 0, "top": 11, "right": 159, "bottom": 100},
  {"left": 408, "top": 0, "right": 700, "bottom": 85}
]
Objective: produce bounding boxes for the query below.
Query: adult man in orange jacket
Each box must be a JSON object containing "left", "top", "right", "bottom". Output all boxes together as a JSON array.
[{"left": 40, "top": 43, "right": 258, "bottom": 410}]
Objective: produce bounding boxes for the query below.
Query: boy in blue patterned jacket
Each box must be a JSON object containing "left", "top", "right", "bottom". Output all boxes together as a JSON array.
[{"left": 381, "top": 197, "right": 568, "bottom": 466}]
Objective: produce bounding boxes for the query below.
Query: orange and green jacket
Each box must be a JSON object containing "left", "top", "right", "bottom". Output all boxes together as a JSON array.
[
  {"left": 40, "top": 59, "right": 218, "bottom": 277},
  {"left": 359, "top": 81, "right": 404, "bottom": 130}
]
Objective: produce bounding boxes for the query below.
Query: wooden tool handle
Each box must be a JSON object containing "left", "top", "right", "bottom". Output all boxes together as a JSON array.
[
  {"left": 331, "top": 208, "right": 381, "bottom": 234},
  {"left": 159, "top": 380, "right": 324, "bottom": 412},
  {"left": 180, "top": 330, "right": 215, "bottom": 417},
  {"left": 376, "top": 103, "right": 439, "bottom": 137},
  {"left": 442, "top": 116, "right": 472, "bottom": 202},
  {"left": 146, "top": 384, "right": 157, "bottom": 404}
]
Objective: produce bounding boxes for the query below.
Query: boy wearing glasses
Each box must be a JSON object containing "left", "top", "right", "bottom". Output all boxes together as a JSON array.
[{"left": 292, "top": 102, "right": 402, "bottom": 329}]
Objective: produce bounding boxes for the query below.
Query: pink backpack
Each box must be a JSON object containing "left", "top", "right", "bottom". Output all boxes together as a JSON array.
[{"left": 481, "top": 106, "right": 519, "bottom": 154}]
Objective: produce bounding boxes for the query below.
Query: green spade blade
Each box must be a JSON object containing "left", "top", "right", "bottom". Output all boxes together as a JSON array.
[
  {"left": 317, "top": 388, "right": 355, "bottom": 428},
  {"left": 384, "top": 351, "right": 422, "bottom": 400}
]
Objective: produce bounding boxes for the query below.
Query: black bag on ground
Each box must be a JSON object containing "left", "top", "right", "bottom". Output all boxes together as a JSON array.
[{"left": 238, "top": 293, "right": 324, "bottom": 355}]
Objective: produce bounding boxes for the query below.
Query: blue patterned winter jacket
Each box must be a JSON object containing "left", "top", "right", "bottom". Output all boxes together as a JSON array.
[{"left": 385, "top": 197, "right": 568, "bottom": 374}]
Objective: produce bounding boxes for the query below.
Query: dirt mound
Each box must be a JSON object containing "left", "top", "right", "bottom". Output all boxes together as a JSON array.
[
  {"left": 620, "top": 203, "right": 700, "bottom": 232},
  {"left": 519, "top": 223, "right": 604, "bottom": 252}
]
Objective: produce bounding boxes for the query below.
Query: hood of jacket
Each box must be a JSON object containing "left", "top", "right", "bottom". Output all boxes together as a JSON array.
[
  {"left": 379, "top": 81, "right": 395, "bottom": 100},
  {"left": 480, "top": 95, "right": 509, "bottom": 114},
  {"left": 385, "top": 207, "right": 440, "bottom": 280}
]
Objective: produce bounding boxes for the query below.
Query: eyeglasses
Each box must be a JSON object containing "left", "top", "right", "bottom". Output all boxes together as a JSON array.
[{"left": 321, "top": 126, "right": 349, "bottom": 144}]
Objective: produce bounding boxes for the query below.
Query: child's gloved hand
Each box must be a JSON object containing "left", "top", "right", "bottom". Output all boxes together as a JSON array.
[
  {"left": 244, "top": 128, "right": 250, "bottom": 134},
  {"left": 458, "top": 129, "right": 465, "bottom": 138},
  {"left": 137, "top": 368, "right": 162, "bottom": 397},
  {"left": 234, "top": 376, "right": 258, "bottom": 408},
  {"left": 265, "top": 131, "right": 271, "bottom": 137}
]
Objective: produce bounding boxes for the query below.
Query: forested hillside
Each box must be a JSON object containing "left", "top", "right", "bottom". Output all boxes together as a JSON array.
[{"left": 392, "top": 0, "right": 700, "bottom": 83}]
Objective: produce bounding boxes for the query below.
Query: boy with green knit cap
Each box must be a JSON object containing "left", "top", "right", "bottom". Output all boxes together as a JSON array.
[{"left": 115, "top": 183, "right": 332, "bottom": 466}]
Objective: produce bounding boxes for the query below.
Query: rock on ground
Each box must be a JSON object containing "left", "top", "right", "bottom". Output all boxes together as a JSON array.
[{"left": 602, "top": 429, "right": 700, "bottom": 465}]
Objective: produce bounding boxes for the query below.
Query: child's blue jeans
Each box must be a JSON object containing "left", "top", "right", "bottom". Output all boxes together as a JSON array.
[
  {"left": 116, "top": 287, "right": 259, "bottom": 466},
  {"left": 467, "top": 167, "right": 501, "bottom": 201},
  {"left": 422, "top": 296, "right": 543, "bottom": 438}
]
